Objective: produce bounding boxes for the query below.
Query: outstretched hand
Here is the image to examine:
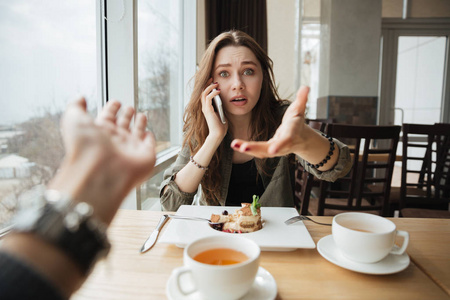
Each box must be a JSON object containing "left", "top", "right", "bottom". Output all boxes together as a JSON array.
[
  {"left": 54, "top": 98, "right": 156, "bottom": 224},
  {"left": 231, "top": 86, "right": 310, "bottom": 158},
  {"left": 0, "top": 98, "right": 157, "bottom": 299}
]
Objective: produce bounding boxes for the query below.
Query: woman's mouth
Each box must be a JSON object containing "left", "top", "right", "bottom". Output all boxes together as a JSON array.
[
  {"left": 230, "top": 97, "right": 248, "bottom": 106},
  {"left": 231, "top": 96, "right": 248, "bottom": 106}
]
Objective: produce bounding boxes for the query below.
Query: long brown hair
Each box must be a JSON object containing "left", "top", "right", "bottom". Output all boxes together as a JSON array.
[{"left": 183, "top": 30, "right": 285, "bottom": 204}]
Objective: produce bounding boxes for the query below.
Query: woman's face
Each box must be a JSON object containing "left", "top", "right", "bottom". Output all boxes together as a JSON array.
[{"left": 212, "top": 46, "right": 263, "bottom": 120}]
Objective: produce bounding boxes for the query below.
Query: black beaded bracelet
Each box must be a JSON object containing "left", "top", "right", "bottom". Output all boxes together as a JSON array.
[
  {"left": 306, "top": 134, "right": 335, "bottom": 169},
  {"left": 190, "top": 156, "right": 209, "bottom": 170}
]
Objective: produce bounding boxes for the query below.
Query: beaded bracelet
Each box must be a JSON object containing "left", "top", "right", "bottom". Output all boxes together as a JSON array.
[
  {"left": 190, "top": 156, "right": 209, "bottom": 170},
  {"left": 306, "top": 134, "right": 335, "bottom": 169}
]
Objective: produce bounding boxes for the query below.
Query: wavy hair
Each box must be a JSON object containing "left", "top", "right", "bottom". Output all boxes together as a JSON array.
[{"left": 183, "top": 30, "right": 286, "bottom": 204}]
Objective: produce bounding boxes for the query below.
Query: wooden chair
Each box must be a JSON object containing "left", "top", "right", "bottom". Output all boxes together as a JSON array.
[
  {"left": 308, "top": 124, "right": 401, "bottom": 217},
  {"left": 398, "top": 123, "right": 450, "bottom": 218},
  {"left": 294, "top": 119, "right": 331, "bottom": 214},
  {"left": 434, "top": 123, "right": 450, "bottom": 201},
  {"left": 294, "top": 163, "right": 315, "bottom": 215},
  {"left": 294, "top": 118, "right": 333, "bottom": 215},
  {"left": 306, "top": 118, "right": 334, "bottom": 134}
]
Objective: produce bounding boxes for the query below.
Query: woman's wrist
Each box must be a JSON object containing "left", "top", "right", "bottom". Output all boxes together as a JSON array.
[
  {"left": 205, "top": 133, "right": 225, "bottom": 149},
  {"left": 292, "top": 126, "right": 321, "bottom": 155},
  {"left": 47, "top": 153, "right": 126, "bottom": 225},
  {"left": 293, "top": 128, "right": 339, "bottom": 171}
]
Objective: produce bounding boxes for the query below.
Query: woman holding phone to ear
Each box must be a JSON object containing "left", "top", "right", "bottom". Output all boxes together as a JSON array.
[{"left": 160, "top": 30, "right": 352, "bottom": 211}]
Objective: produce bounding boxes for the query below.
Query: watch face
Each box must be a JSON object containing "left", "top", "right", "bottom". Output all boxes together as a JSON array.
[
  {"left": 16, "top": 188, "right": 47, "bottom": 212},
  {"left": 13, "top": 200, "right": 110, "bottom": 275},
  {"left": 14, "top": 206, "right": 43, "bottom": 230}
]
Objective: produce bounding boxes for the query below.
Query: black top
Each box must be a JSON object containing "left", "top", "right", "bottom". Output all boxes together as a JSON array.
[{"left": 225, "top": 159, "right": 265, "bottom": 206}]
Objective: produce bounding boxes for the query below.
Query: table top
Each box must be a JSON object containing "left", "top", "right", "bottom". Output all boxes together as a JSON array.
[{"left": 72, "top": 210, "right": 450, "bottom": 300}]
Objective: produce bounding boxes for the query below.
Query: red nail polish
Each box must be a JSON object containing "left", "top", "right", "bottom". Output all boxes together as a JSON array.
[
  {"left": 217, "top": 88, "right": 221, "bottom": 91},
  {"left": 244, "top": 147, "right": 250, "bottom": 151}
]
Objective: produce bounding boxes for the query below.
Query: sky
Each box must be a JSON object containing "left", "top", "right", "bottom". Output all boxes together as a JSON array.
[{"left": 0, "top": 0, "right": 97, "bottom": 125}]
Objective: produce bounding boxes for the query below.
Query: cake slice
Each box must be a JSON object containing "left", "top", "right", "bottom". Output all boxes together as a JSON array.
[{"left": 211, "top": 201, "right": 262, "bottom": 233}]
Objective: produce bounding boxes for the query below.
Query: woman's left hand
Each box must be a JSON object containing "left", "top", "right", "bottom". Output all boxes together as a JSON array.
[{"left": 231, "top": 86, "right": 311, "bottom": 158}]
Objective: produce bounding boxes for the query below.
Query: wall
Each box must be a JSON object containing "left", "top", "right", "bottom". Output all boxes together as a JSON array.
[
  {"left": 196, "top": 0, "right": 206, "bottom": 65},
  {"left": 267, "top": 0, "right": 297, "bottom": 100},
  {"left": 196, "top": 0, "right": 298, "bottom": 101},
  {"left": 196, "top": 0, "right": 450, "bottom": 101},
  {"left": 382, "top": 0, "right": 450, "bottom": 18},
  {"left": 319, "top": 0, "right": 382, "bottom": 98}
]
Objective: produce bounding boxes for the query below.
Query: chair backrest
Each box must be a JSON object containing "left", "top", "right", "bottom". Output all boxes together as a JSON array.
[
  {"left": 294, "top": 163, "right": 315, "bottom": 215},
  {"left": 317, "top": 124, "right": 401, "bottom": 216},
  {"left": 399, "top": 123, "right": 450, "bottom": 211},
  {"left": 432, "top": 123, "right": 450, "bottom": 202},
  {"left": 294, "top": 119, "right": 332, "bottom": 213},
  {"left": 306, "top": 118, "right": 332, "bottom": 133}
]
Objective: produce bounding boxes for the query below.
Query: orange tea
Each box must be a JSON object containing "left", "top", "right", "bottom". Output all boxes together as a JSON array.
[{"left": 193, "top": 248, "right": 248, "bottom": 265}]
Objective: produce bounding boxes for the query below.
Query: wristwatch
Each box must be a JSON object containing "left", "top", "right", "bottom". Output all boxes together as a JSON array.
[{"left": 13, "top": 190, "right": 111, "bottom": 275}]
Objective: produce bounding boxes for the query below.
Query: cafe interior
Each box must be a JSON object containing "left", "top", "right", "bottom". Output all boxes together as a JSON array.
[{"left": 0, "top": 0, "right": 449, "bottom": 299}]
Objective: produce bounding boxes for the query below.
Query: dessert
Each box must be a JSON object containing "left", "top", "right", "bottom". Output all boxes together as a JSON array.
[{"left": 210, "top": 196, "right": 262, "bottom": 233}]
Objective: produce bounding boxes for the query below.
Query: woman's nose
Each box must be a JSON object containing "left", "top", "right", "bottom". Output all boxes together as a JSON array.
[{"left": 231, "top": 75, "right": 245, "bottom": 91}]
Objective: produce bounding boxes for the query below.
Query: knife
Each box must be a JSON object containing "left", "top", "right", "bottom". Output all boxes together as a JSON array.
[{"left": 140, "top": 214, "right": 170, "bottom": 253}]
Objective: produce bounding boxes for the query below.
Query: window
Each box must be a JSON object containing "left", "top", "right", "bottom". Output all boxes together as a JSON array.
[
  {"left": 137, "top": 0, "right": 185, "bottom": 210},
  {"left": 394, "top": 36, "right": 446, "bottom": 124},
  {"left": 102, "top": 0, "right": 196, "bottom": 209},
  {"left": 0, "top": 0, "right": 196, "bottom": 234},
  {"left": 300, "top": 23, "right": 321, "bottom": 119},
  {"left": 0, "top": 0, "right": 97, "bottom": 231}
]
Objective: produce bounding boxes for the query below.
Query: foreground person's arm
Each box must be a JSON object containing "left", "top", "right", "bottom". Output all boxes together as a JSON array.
[{"left": 0, "top": 98, "right": 156, "bottom": 299}]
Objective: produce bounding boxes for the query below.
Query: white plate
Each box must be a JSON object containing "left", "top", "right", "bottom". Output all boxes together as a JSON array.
[
  {"left": 317, "top": 235, "right": 410, "bottom": 275},
  {"left": 159, "top": 205, "right": 315, "bottom": 251},
  {"left": 166, "top": 266, "right": 277, "bottom": 300}
]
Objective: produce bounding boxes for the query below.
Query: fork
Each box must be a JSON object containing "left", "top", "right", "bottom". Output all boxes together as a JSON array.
[{"left": 285, "top": 215, "right": 331, "bottom": 226}]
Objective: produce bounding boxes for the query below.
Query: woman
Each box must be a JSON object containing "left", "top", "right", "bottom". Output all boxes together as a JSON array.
[{"left": 160, "top": 30, "right": 351, "bottom": 211}]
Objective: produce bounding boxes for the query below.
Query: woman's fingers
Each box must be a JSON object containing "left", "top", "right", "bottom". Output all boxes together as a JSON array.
[
  {"left": 201, "top": 81, "right": 219, "bottom": 108},
  {"left": 231, "top": 139, "right": 271, "bottom": 158},
  {"left": 296, "top": 86, "right": 310, "bottom": 116}
]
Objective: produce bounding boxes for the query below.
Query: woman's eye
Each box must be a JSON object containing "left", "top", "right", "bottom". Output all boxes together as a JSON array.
[
  {"left": 243, "top": 69, "right": 254, "bottom": 76},
  {"left": 219, "top": 71, "right": 229, "bottom": 78}
]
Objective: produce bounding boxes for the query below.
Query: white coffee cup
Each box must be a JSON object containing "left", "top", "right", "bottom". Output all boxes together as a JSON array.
[
  {"left": 172, "top": 235, "right": 260, "bottom": 300},
  {"left": 332, "top": 212, "right": 409, "bottom": 263}
]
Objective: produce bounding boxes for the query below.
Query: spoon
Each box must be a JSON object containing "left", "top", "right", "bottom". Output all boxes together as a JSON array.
[{"left": 167, "top": 214, "right": 224, "bottom": 225}]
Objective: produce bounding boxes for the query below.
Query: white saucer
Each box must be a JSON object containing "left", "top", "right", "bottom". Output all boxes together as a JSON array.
[
  {"left": 317, "top": 235, "right": 410, "bottom": 275},
  {"left": 166, "top": 266, "right": 277, "bottom": 300}
]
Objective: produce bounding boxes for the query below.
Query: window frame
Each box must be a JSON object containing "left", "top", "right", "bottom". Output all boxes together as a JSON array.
[{"left": 98, "top": 0, "right": 196, "bottom": 209}]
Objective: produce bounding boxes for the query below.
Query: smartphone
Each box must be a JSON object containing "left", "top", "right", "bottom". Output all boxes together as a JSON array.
[{"left": 212, "top": 89, "right": 226, "bottom": 124}]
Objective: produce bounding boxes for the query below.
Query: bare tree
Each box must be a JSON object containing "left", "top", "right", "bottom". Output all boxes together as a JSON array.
[
  {"left": 8, "top": 111, "right": 64, "bottom": 182},
  {"left": 138, "top": 48, "right": 173, "bottom": 142},
  {"left": 1, "top": 109, "right": 65, "bottom": 227}
]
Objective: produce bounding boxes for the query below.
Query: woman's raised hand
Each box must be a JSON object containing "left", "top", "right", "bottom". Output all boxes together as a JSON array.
[
  {"left": 231, "top": 86, "right": 312, "bottom": 158},
  {"left": 201, "top": 79, "right": 228, "bottom": 142}
]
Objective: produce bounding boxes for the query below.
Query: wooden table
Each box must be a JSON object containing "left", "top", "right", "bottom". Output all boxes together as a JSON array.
[{"left": 73, "top": 210, "right": 450, "bottom": 300}]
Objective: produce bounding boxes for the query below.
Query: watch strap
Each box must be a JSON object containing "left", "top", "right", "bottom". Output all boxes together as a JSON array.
[{"left": 13, "top": 191, "right": 111, "bottom": 275}]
